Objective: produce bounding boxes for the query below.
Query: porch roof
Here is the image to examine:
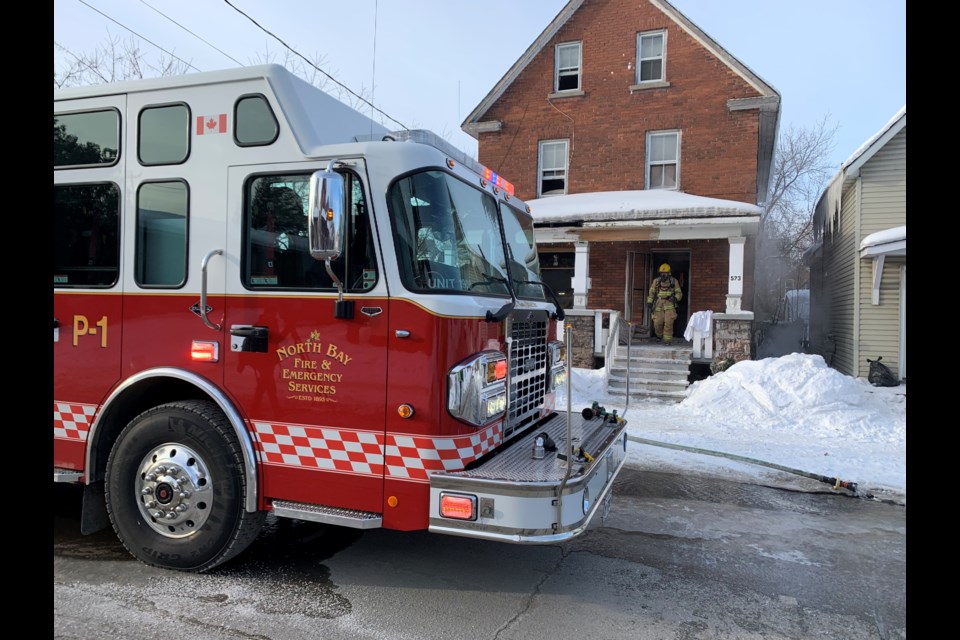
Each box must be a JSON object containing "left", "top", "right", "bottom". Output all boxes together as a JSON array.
[{"left": 527, "top": 190, "right": 762, "bottom": 225}]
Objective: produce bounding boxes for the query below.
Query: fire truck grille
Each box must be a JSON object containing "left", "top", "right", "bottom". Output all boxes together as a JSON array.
[{"left": 507, "top": 319, "right": 547, "bottom": 436}]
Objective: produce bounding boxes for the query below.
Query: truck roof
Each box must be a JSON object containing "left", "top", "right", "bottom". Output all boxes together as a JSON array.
[{"left": 55, "top": 64, "right": 392, "bottom": 153}]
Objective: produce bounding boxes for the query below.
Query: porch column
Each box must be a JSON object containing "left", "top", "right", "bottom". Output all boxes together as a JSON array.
[
  {"left": 572, "top": 241, "right": 590, "bottom": 309},
  {"left": 725, "top": 236, "right": 751, "bottom": 316}
]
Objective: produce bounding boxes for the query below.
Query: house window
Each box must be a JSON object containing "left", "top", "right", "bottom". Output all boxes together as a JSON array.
[
  {"left": 538, "top": 140, "right": 569, "bottom": 196},
  {"left": 555, "top": 42, "right": 581, "bottom": 92},
  {"left": 637, "top": 30, "right": 666, "bottom": 83},
  {"left": 646, "top": 130, "right": 679, "bottom": 189}
]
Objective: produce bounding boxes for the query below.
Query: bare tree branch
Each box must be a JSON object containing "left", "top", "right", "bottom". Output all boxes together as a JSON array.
[{"left": 755, "top": 115, "right": 838, "bottom": 324}]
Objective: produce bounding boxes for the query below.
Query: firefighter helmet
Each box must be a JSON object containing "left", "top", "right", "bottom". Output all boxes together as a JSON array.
[{"left": 658, "top": 263, "right": 671, "bottom": 274}]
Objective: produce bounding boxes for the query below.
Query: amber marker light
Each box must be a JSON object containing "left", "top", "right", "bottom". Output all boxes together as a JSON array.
[
  {"left": 387, "top": 496, "right": 399, "bottom": 508},
  {"left": 398, "top": 404, "right": 415, "bottom": 419},
  {"left": 446, "top": 158, "right": 455, "bottom": 169},
  {"left": 439, "top": 493, "right": 477, "bottom": 521},
  {"left": 191, "top": 341, "right": 219, "bottom": 362}
]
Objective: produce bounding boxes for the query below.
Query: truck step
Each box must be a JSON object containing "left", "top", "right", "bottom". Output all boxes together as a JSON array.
[
  {"left": 271, "top": 500, "right": 383, "bottom": 529},
  {"left": 54, "top": 468, "right": 83, "bottom": 483}
]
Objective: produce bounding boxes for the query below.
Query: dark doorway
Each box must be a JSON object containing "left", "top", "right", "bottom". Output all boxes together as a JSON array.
[
  {"left": 651, "top": 251, "right": 690, "bottom": 339},
  {"left": 539, "top": 249, "right": 575, "bottom": 309}
]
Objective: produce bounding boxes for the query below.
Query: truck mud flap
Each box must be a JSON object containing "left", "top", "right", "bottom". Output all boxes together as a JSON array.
[{"left": 428, "top": 412, "right": 628, "bottom": 543}]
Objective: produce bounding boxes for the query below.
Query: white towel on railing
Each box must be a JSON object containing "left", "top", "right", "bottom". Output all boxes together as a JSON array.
[{"left": 684, "top": 310, "right": 714, "bottom": 341}]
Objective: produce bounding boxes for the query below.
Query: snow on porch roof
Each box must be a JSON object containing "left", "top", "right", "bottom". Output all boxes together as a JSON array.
[{"left": 527, "top": 190, "right": 762, "bottom": 225}]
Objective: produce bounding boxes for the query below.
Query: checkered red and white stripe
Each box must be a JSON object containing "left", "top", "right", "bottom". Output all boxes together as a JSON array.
[
  {"left": 251, "top": 421, "right": 503, "bottom": 483},
  {"left": 53, "top": 402, "right": 97, "bottom": 441}
]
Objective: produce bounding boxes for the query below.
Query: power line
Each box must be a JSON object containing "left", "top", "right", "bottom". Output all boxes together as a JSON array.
[
  {"left": 221, "top": 0, "right": 407, "bottom": 131},
  {"left": 75, "top": 0, "right": 202, "bottom": 73},
  {"left": 138, "top": 0, "right": 243, "bottom": 67}
]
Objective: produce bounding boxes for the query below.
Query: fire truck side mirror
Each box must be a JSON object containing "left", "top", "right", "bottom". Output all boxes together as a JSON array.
[{"left": 308, "top": 170, "right": 346, "bottom": 261}]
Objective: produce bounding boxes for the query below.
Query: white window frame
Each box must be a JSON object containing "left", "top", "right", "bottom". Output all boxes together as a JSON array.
[
  {"left": 538, "top": 139, "right": 569, "bottom": 197},
  {"left": 645, "top": 130, "right": 680, "bottom": 190},
  {"left": 637, "top": 30, "right": 667, "bottom": 83},
  {"left": 554, "top": 42, "right": 582, "bottom": 93}
]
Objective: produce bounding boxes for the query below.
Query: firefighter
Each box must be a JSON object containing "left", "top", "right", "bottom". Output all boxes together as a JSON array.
[{"left": 647, "top": 263, "right": 683, "bottom": 344}]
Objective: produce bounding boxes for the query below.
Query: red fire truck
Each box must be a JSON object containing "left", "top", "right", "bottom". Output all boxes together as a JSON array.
[{"left": 54, "top": 65, "right": 627, "bottom": 571}]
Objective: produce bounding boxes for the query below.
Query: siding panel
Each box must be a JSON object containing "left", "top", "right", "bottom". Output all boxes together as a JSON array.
[{"left": 856, "top": 127, "right": 906, "bottom": 378}]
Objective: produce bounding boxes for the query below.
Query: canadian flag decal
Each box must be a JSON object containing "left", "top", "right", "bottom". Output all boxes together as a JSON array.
[{"left": 196, "top": 114, "right": 227, "bottom": 135}]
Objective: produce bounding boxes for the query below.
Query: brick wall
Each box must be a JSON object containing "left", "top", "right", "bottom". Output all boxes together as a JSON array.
[
  {"left": 476, "top": 0, "right": 763, "bottom": 206},
  {"left": 587, "top": 237, "right": 755, "bottom": 313}
]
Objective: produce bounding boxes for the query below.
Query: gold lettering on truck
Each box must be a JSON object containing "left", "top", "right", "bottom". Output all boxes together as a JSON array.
[{"left": 275, "top": 332, "right": 353, "bottom": 403}]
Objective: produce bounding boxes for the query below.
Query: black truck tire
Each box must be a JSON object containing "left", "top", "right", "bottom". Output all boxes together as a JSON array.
[{"left": 105, "top": 400, "right": 265, "bottom": 572}]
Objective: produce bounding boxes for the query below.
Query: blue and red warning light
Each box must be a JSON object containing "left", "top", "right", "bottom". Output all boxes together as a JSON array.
[{"left": 483, "top": 168, "right": 515, "bottom": 195}]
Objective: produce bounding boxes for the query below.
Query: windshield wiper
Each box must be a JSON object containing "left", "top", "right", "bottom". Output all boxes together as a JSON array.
[
  {"left": 467, "top": 275, "right": 508, "bottom": 291},
  {"left": 513, "top": 278, "right": 566, "bottom": 321}
]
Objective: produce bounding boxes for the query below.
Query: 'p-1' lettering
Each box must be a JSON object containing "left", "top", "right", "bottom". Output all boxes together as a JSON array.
[{"left": 73, "top": 315, "right": 108, "bottom": 348}]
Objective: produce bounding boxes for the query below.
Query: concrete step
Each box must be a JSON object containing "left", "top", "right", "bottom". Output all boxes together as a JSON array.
[
  {"left": 606, "top": 387, "right": 688, "bottom": 403},
  {"left": 616, "top": 346, "right": 692, "bottom": 360},
  {"left": 607, "top": 376, "right": 688, "bottom": 393},
  {"left": 608, "top": 363, "right": 690, "bottom": 376}
]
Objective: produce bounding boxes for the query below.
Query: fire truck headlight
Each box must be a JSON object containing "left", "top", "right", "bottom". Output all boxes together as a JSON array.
[
  {"left": 546, "top": 341, "right": 566, "bottom": 392},
  {"left": 553, "top": 369, "right": 566, "bottom": 389},
  {"left": 484, "top": 392, "right": 507, "bottom": 420},
  {"left": 448, "top": 351, "right": 507, "bottom": 426}
]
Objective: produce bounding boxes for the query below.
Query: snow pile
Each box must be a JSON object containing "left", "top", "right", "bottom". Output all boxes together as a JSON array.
[{"left": 682, "top": 353, "right": 905, "bottom": 443}]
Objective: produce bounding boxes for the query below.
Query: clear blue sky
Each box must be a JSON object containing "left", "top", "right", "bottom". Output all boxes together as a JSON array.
[{"left": 54, "top": 0, "right": 906, "bottom": 172}]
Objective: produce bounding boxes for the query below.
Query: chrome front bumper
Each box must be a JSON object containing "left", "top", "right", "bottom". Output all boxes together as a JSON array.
[{"left": 428, "top": 412, "right": 628, "bottom": 543}]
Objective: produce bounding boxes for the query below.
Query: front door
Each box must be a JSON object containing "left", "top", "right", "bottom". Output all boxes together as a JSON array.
[
  {"left": 626, "top": 251, "right": 651, "bottom": 328},
  {"left": 223, "top": 164, "right": 389, "bottom": 513}
]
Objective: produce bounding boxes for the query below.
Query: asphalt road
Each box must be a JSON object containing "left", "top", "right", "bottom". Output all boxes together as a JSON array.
[{"left": 54, "top": 466, "right": 906, "bottom": 640}]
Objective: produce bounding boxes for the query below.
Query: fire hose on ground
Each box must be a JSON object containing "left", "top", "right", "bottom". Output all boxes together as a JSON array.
[{"left": 624, "top": 434, "right": 867, "bottom": 497}]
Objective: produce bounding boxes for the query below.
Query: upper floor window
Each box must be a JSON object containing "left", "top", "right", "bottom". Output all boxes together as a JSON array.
[
  {"left": 139, "top": 103, "right": 190, "bottom": 165},
  {"left": 235, "top": 94, "right": 279, "bottom": 147},
  {"left": 555, "top": 42, "right": 581, "bottom": 92},
  {"left": 538, "top": 139, "right": 569, "bottom": 197},
  {"left": 136, "top": 180, "right": 189, "bottom": 287},
  {"left": 646, "top": 130, "right": 679, "bottom": 190},
  {"left": 53, "top": 182, "right": 121, "bottom": 287},
  {"left": 637, "top": 30, "right": 667, "bottom": 83},
  {"left": 54, "top": 109, "right": 120, "bottom": 168}
]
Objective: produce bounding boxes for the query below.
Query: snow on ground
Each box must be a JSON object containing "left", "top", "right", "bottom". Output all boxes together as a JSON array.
[{"left": 554, "top": 353, "right": 906, "bottom": 502}]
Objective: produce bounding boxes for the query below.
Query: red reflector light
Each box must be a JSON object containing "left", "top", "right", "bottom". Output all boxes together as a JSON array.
[
  {"left": 440, "top": 493, "right": 476, "bottom": 520},
  {"left": 494, "top": 360, "right": 507, "bottom": 380},
  {"left": 191, "top": 341, "right": 219, "bottom": 362}
]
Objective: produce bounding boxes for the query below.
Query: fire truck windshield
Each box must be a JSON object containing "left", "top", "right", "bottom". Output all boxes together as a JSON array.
[
  {"left": 390, "top": 170, "right": 531, "bottom": 297},
  {"left": 501, "top": 203, "right": 546, "bottom": 301}
]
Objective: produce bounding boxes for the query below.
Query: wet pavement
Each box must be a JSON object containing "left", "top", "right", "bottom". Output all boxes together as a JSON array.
[{"left": 54, "top": 466, "right": 905, "bottom": 639}]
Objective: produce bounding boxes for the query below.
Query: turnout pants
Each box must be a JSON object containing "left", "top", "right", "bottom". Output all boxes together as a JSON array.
[{"left": 652, "top": 305, "right": 678, "bottom": 341}]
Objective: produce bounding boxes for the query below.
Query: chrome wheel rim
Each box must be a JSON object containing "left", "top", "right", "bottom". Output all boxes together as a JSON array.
[{"left": 135, "top": 443, "right": 214, "bottom": 538}]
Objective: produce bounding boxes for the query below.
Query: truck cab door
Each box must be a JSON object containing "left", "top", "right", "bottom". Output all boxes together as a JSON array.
[{"left": 223, "top": 163, "right": 389, "bottom": 513}]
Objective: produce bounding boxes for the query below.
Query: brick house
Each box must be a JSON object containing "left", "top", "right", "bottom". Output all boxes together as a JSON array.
[{"left": 462, "top": 0, "right": 780, "bottom": 381}]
